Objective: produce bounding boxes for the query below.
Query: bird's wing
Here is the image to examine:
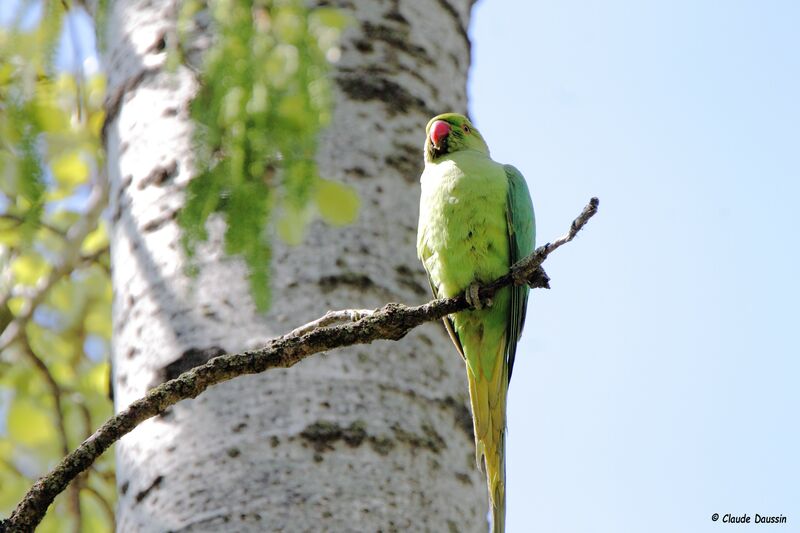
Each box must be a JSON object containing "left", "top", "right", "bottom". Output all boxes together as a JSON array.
[
  {"left": 503, "top": 164, "right": 536, "bottom": 382},
  {"left": 421, "top": 263, "right": 466, "bottom": 361}
]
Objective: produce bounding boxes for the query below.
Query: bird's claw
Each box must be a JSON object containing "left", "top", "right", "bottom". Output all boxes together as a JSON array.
[
  {"left": 465, "top": 282, "right": 490, "bottom": 310},
  {"left": 511, "top": 265, "right": 528, "bottom": 286}
]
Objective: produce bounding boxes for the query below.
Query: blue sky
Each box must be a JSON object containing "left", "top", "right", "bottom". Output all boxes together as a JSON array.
[{"left": 470, "top": 1, "right": 799, "bottom": 532}]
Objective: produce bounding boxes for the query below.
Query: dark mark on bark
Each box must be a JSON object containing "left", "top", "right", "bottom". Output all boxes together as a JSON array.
[
  {"left": 314, "top": 0, "right": 354, "bottom": 8},
  {"left": 141, "top": 209, "right": 179, "bottom": 233},
  {"left": 448, "top": 51, "right": 461, "bottom": 71},
  {"left": 299, "top": 420, "right": 447, "bottom": 458},
  {"left": 160, "top": 346, "right": 226, "bottom": 383},
  {"left": 417, "top": 333, "right": 433, "bottom": 347},
  {"left": 391, "top": 423, "right": 446, "bottom": 454},
  {"left": 345, "top": 166, "right": 367, "bottom": 178},
  {"left": 371, "top": 383, "right": 474, "bottom": 442},
  {"left": 335, "top": 73, "right": 433, "bottom": 117},
  {"left": 344, "top": 421, "right": 368, "bottom": 447},
  {"left": 381, "top": 61, "right": 432, "bottom": 90},
  {"left": 455, "top": 472, "right": 471, "bottom": 485},
  {"left": 300, "top": 420, "right": 368, "bottom": 453},
  {"left": 138, "top": 160, "right": 178, "bottom": 190},
  {"left": 369, "top": 436, "right": 395, "bottom": 455},
  {"left": 147, "top": 32, "right": 167, "bottom": 54},
  {"left": 395, "top": 264, "right": 428, "bottom": 296},
  {"left": 434, "top": 0, "right": 470, "bottom": 51},
  {"left": 318, "top": 273, "right": 375, "bottom": 294},
  {"left": 454, "top": 407, "right": 474, "bottom": 442},
  {"left": 354, "top": 39, "right": 373, "bottom": 53},
  {"left": 134, "top": 475, "right": 163, "bottom": 503},
  {"left": 385, "top": 6, "right": 408, "bottom": 25},
  {"left": 385, "top": 142, "right": 422, "bottom": 182},
  {"left": 102, "top": 67, "right": 160, "bottom": 144},
  {"left": 362, "top": 22, "right": 433, "bottom": 66}
]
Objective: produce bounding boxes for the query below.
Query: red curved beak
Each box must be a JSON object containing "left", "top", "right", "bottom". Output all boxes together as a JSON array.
[{"left": 430, "top": 120, "right": 451, "bottom": 148}]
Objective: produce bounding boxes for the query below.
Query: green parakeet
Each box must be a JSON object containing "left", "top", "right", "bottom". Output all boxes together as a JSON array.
[{"left": 416, "top": 113, "right": 535, "bottom": 533}]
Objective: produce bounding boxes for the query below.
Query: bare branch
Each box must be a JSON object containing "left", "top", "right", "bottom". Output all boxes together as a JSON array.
[{"left": 0, "top": 197, "right": 598, "bottom": 533}]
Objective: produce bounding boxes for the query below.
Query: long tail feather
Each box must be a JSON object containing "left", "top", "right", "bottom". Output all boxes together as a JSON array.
[
  {"left": 490, "top": 432, "right": 506, "bottom": 533},
  {"left": 466, "top": 338, "right": 509, "bottom": 533}
]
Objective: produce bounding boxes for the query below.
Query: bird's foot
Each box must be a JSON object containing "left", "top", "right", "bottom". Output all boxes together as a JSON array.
[
  {"left": 511, "top": 263, "right": 528, "bottom": 286},
  {"left": 465, "top": 282, "right": 491, "bottom": 310}
]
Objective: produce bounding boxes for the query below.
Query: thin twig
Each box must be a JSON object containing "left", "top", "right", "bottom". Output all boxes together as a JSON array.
[
  {"left": 0, "top": 247, "right": 108, "bottom": 313},
  {"left": 18, "top": 338, "right": 70, "bottom": 458},
  {"left": 0, "top": 215, "right": 68, "bottom": 239},
  {"left": 481, "top": 197, "right": 600, "bottom": 294},
  {"left": 79, "top": 483, "right": 115, "bottom": 531},
  {"left": 0, "top": 197, "right": 598, "bottom": 533},
  {"left": 284, "top": 309, "right": 375, "bottom": 338},
  {"left": 17, "top": 337, "right": 81, "bottom": 528}
]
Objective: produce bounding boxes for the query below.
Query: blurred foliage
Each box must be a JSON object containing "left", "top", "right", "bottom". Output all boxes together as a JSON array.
[
  {"left": 178, "top": 0, "right": 357, "bottom": 310},
  {"left": 1, "top": 0, "right": 358, "bottom": 529},
  {"left": 0, "top": 2, "right": 114, "bottom": 531}
]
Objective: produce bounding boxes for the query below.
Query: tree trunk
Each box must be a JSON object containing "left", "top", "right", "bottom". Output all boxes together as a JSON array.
[{"left": 104, "top": 0, "right": 484, "bottom": 531}]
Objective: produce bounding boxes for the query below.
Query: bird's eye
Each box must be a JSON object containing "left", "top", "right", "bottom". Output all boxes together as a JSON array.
[{"left": 462, "top": 124, "right": 471, "bottom": 133}]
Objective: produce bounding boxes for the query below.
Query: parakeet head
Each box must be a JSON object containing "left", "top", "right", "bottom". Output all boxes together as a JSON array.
[{"left": 424, "top": 113, "right": 490, "bottom": 162}]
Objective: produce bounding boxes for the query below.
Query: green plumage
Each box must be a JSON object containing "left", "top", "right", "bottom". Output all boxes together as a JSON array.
[{"left": 416, "top": 113, "right": 535, "bottom": 533}]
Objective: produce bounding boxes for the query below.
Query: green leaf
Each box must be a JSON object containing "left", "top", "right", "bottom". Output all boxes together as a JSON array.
[
  {"left": 44, "top": 278, "right": 89, "bottom": 332},
  {"left": 81, "top": 492, "right": 113, "bottom": 532},
  {"left": 246, "top": 241, "right": 271, "bottom": 311},
  {"left": 79, "top": 361, "right": 110, "bottom": 398},
  {"left": 0, "top": 228, "right": 21, "bottom": 247},
  {"left": 51, "top": 151, "right": 90, "bottom": 187},
  {"left": 34, "top": 102, "right": 70, "bottom": 135},
  {"left": 37, "top": 511, "right": 63, "bottom": 533},
  {"left": 81, "top": 221, "right": 109, "bottom": 255},
  {"left": 84, "top": 302, "right": 112, "bottom": 338},
  {"left": 8, "top": 398, "right": 55, "bottom": 447},
  {"left": 48, "top": 210, "right": 82, "bottom": 231},
  {"left": 28, "top": 322, "right": 80, "bottom": 363},
  {"left": 310, "top": 7, "right": 350, "bottom": 32},
  {"left": 49, "top": 360, "right": 76, "bottom": 385},
  {"left": 277, "top": 203, "right": 313, "bottom": 245},
  {"left": 315, "top": 179, "right": 360, "bottom": 226},
  {"left": 7, "top": 297, "right": 25, "bottom": 316},
  {"left": 11, "top": 252, "right": 51, "bottom": 285},
  {"left": 0, "top": 465, "right": 29, "bottom": 511}
]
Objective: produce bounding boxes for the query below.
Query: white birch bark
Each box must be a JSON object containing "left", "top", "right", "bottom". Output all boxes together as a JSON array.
[{"left": 104, "top": 0, "right": 485, "bottom": 530}]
